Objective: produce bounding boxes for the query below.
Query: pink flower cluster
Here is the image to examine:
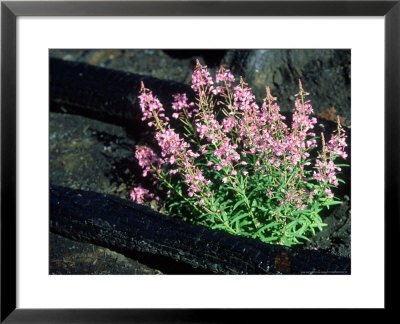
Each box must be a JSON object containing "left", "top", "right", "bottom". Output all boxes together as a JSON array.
[
  {"left": 130, "top": 186, "right": 154, "bottom": 204},
  {"left": 156, "top": 128, "right": 189, "bottom": 158},
  {"left": 312, "top": 120, "right": 348, "bottom": 199},
  {"left": 194, "top": 110, "right": 240, "bottom": 174},
  {"left": 233, "top": 77, "right": 258, "bottom": 113},
  {"left": 191, "top": 59, "right": 215, "bottom": 95},
  {"left": 215, "top": 66, "right": 235, "bottom": 95},
  {"left": 134, "top": 82, "right": 211, "bottom": 201},
  {"left": 138, "top": 82, "right": 169, "bottom": 128},
  {"left": 326, "top": 118, "right": 348, "bottom": 160},
  {"left": 171, "top": 93, "right": 197, "bottom": 119},
  {"left": 135, "top": 145, "right": 163, "bottom": 177},
  {"left": 258, "top": 83, "right": 317, "bottom": 171},
  {"left": 283, "top": 190, "right": 307, "bottom": 211}
]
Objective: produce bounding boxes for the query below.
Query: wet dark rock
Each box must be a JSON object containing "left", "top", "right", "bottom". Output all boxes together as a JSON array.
[{"left": 224, "top": 49, "right": 351, "bottom": 123}]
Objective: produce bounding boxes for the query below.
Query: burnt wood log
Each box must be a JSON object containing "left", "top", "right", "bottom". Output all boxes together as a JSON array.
[
  {"left": 50, "top": 185, "right": 350, "bottom": 274},
  {"left": 50, "top": 57, "right": 195, "bottom": 129}
]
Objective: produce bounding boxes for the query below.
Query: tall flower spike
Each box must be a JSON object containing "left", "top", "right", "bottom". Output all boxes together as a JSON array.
[
  {"left": 261, "top": 86, "right": 287, "bottom": 132},
  {"left": 326, "top": 116, "right": 348, "bottom": 160},
  {"left": 265, "top": 86, "right": 277, "bottom": 103},
  {"left": 295, "top": 79, "right": 310, "bottom": 97},
  {"left": 215, "top": 66, "right": 235, "bottom": 94},
  {"left": 138, "top": 82, "right": 169, "bottom": 129},
  {"left": 191, "top": 59, "right": 215, "bottom": 94}
]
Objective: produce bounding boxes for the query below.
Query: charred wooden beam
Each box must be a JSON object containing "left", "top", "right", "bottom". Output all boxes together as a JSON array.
[
  {"left": 50, "top": 185, "right": 350, "bottom": 274},
  {"left": 50, "top": 58, "right": 194, "bottom": 129}
]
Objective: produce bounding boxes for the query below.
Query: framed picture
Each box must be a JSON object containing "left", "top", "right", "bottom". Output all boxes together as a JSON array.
[{"left": 1, "top": 0, "right": 397, "bottom": 321}]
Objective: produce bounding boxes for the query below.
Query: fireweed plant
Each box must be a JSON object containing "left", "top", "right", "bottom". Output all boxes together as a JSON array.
[{"left": 130, "top": 60, "right": 348, "bottom": 247}]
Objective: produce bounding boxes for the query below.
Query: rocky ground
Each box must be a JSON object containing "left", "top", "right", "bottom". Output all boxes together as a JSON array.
[{"left": 49, "top": 49, "right": 351, "bottom": 274}]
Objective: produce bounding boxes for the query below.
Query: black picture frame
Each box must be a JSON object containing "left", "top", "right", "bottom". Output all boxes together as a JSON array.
[{"left": 1, "top": 0, "right": 398, "bottom": 321}]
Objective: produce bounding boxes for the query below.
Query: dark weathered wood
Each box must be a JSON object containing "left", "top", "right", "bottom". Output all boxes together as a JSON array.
[
  {"left": 50, "top": 58, "right": 194, "bottom": 129},
  {"left": 50, "top": 185, "right": 350, "bottom": 274}
]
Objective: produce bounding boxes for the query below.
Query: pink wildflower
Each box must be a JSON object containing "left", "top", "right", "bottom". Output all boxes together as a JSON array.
[
  {"left": 171, "top": 93, "right": 196, "bottom": 118},
  {"left": 135, "top": 146, "right": 163, "bottom": 177},
  {"left": 130, "top": 186, "right": 154, "bottom": 204},
  {"left": 313, "top": 125, "right": 347, "bottom": 197},
  {"left": 156, "top": 127, "right": 190, "bottom": 158},
  {"left": 215, "top": 66, "right": 235, "bottom": 95},
  {"left": 216, "top": 66, "right": 235, "bottom": 84},
  {"left": 138, "top": 82, "right": 167, "bottom": 125},
  {"left": 324, "top": 187, "right": 334, "bottom": 199},
  {"left": 326, "top": 117, "right": 348, "bottom": 160},
  {"left": 191, "top": 59, "right": 215, "bottom": 95},
  {"left": 222, "top": 117, "right": 237, "bottom": 133},
  {"left": 233, "top": 77, "right": 258, "bottom": 112}
]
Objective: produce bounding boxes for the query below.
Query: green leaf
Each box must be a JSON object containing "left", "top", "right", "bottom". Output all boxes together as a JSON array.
[
  {"left": 232, "top": 213, "right": 249, "bottom": 226},
  {"left": 211, "top": 224, "right": 232, "bottom": 231},
  {"left": 255, "top": 205, "right": 270, "bottom": 213},
  {"left": 247, "top": 186, "right": 263, "bottom": 200},
  {"left": 183, "top": 125, "right": 193, "bottom": 134},
  {"left": 285, "top": 220, "right": 299, "bottom": 231},
  {"left": 168, "top": 201, "right": 182, "bottom": 208},
  {"left": 294, "top": 234, "right": 310, "bottom": 242},
  {"left": 255, "top": 221, "right": 278, "bottom": 235},
  {"left": 232, "top": 199, "right": 245, "bottom": 212},
  {"left": 260, "top": 235, "right": 279, "bottom": 243},
  {"left": 324, "top": 200, "right": 343, "bottom": 207}
]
